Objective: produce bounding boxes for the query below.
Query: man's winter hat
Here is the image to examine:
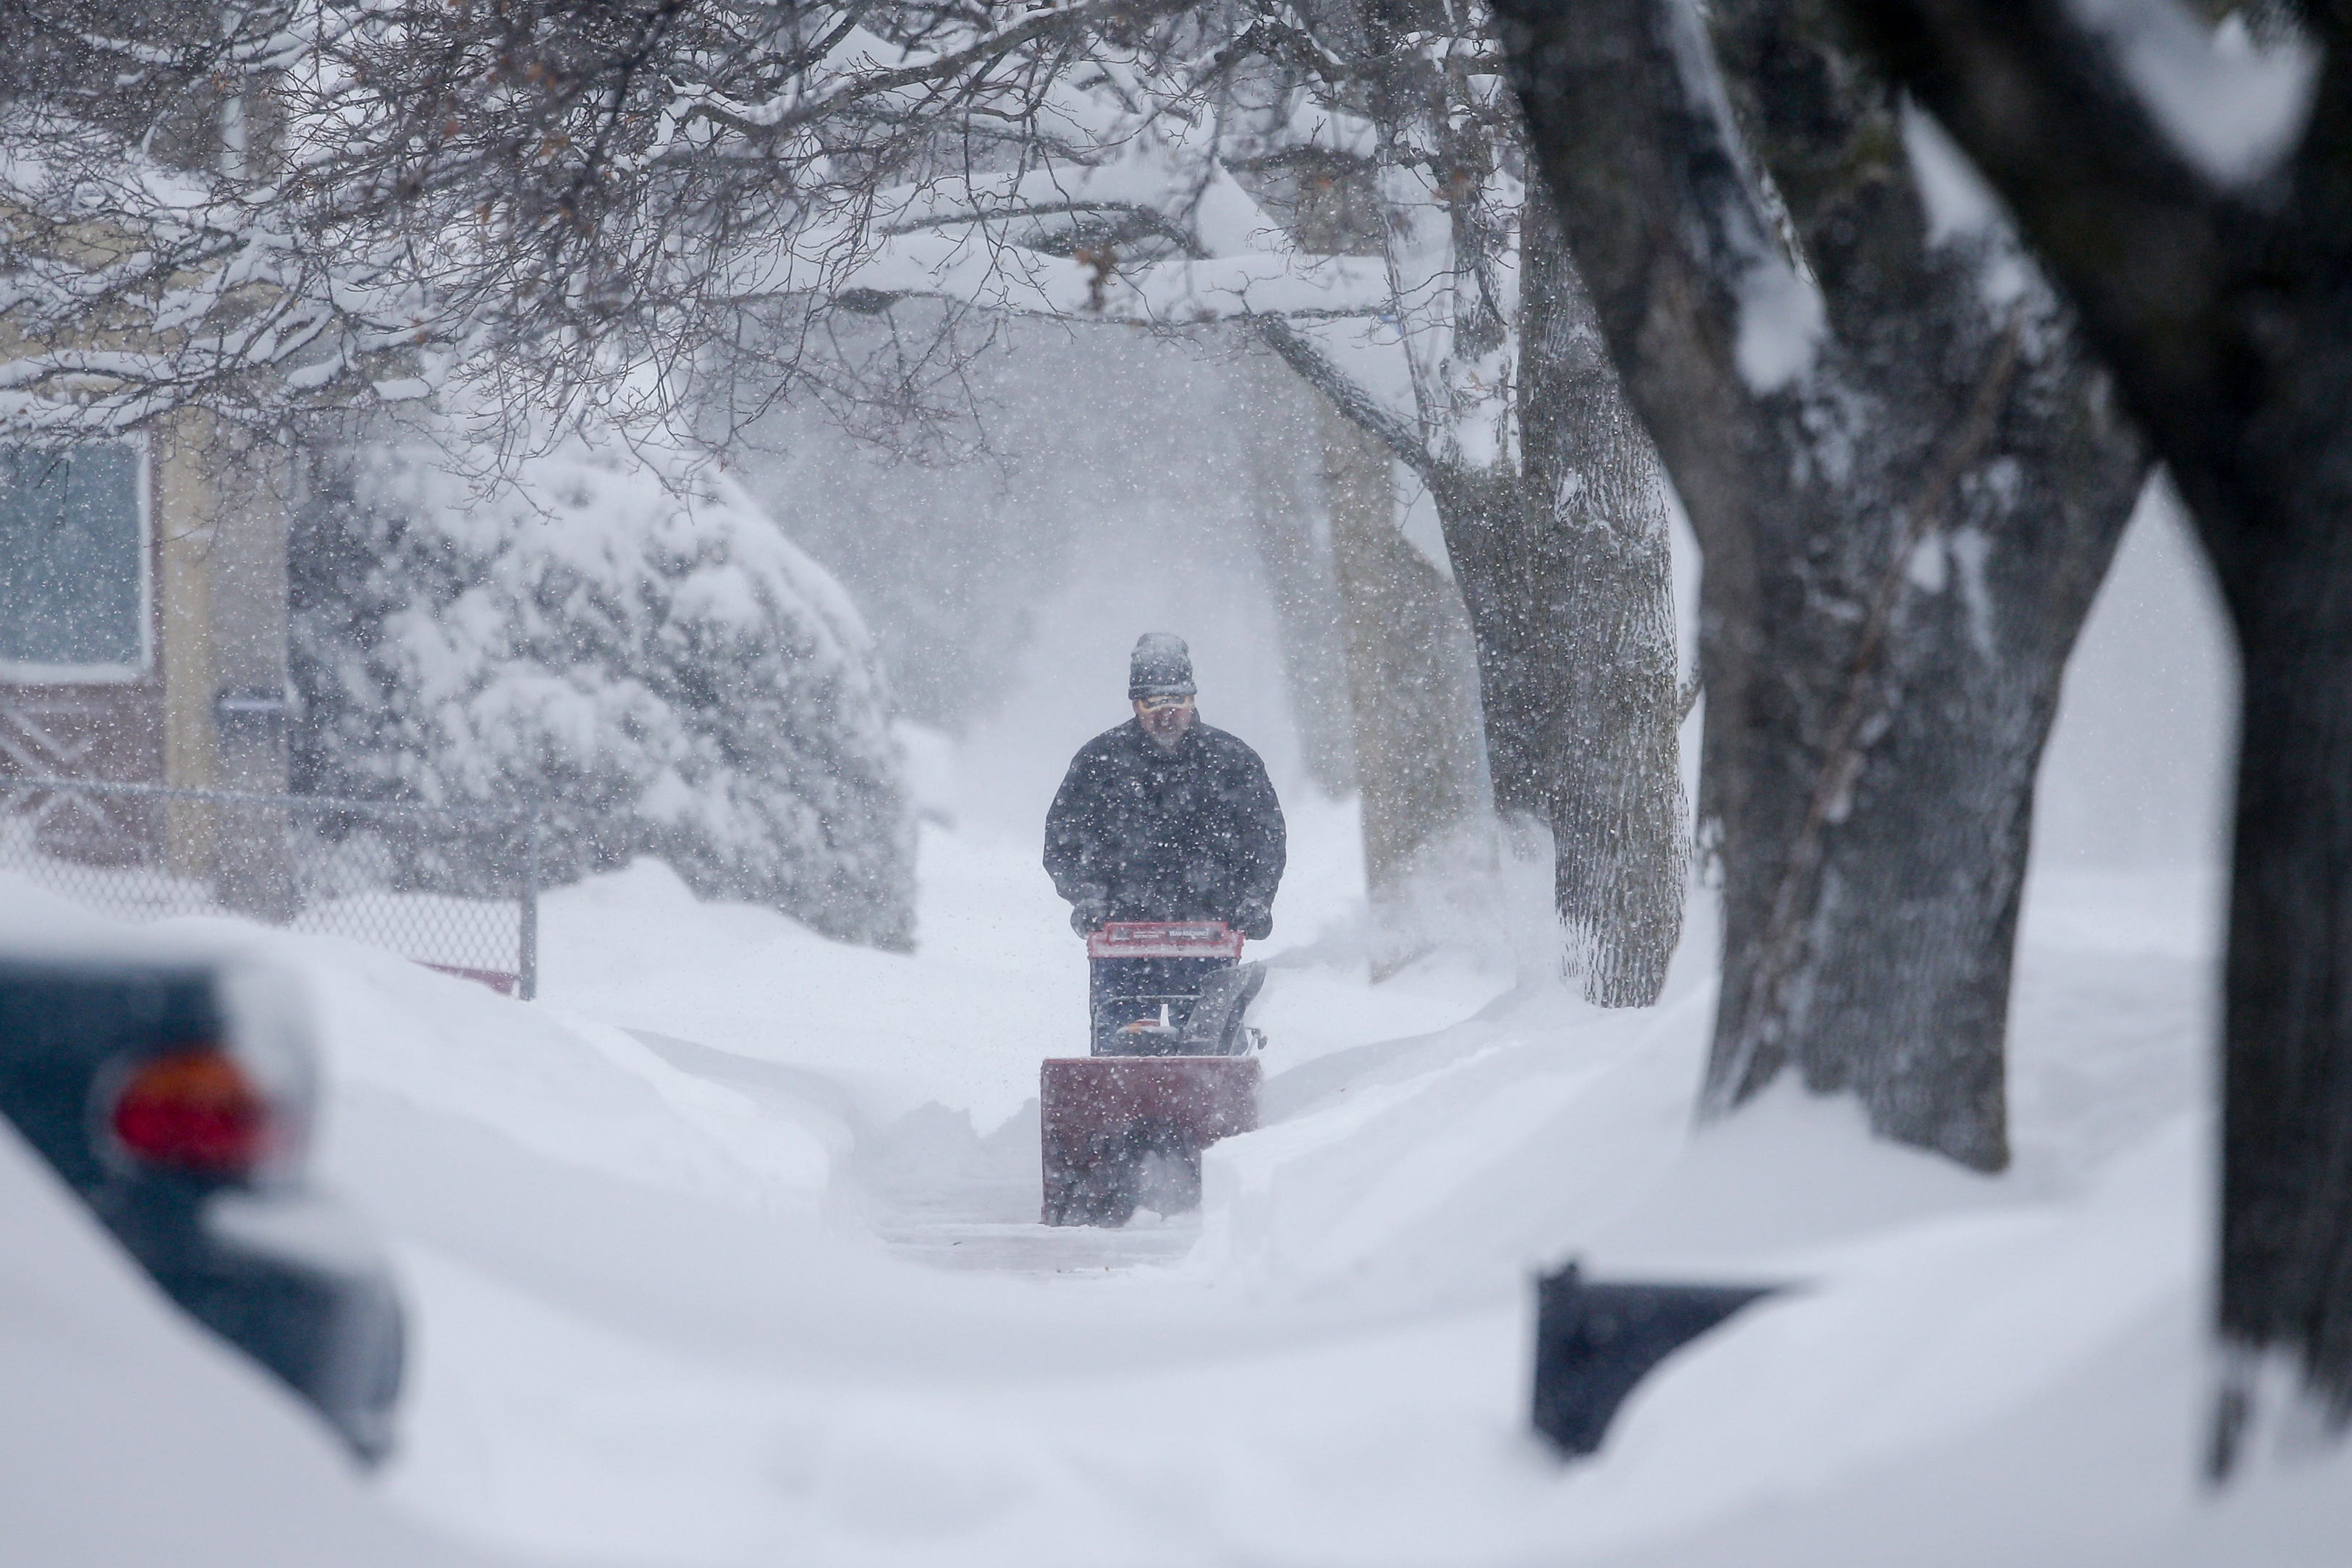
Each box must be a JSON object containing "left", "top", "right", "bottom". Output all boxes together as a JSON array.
[{"left": 1129, "top": 632, "right": 1196, "bottom": 700}]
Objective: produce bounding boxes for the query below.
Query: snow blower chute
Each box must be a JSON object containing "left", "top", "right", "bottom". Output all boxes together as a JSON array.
[{"left": 1041, "top": 921, "right": 1264, "bottom": 1226}]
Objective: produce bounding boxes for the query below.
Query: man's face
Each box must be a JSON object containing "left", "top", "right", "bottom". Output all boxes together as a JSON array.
[{"left": 1134, "top": 693, "right": 1196, "bottom": 745}]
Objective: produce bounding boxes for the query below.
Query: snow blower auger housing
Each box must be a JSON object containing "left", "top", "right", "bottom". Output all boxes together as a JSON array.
[{"left": 1041, "top": 921, "right": 1264, "bottom": 1226}]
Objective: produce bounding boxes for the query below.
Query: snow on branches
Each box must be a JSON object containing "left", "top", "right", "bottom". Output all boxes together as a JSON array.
[{"left": 0, "top": 0, "right": 1526, "bottom": 478}]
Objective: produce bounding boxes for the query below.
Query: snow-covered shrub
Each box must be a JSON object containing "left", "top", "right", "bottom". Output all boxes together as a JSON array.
[{"left": 291, "top": 432, "right": 915, "bottom": 951}]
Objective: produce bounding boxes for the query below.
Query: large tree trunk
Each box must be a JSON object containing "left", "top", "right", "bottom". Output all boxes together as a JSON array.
[
  {"left": 1825, "top": 0, "right": 2352, "bottom": 1463},
  {"left": 1693, "top": 338, "right": 2139, "bottom": 1165},
  {"left": 1497, "top": 0, "right": 2146, "bottom": 1167},
  {"left": 2217, "top": 558, "right": 2352, "bottom": 1459},
  {"left": 1309, "top": 0, "right": 1691, "bottom": 1006},
  {"left": 1259, "top": 293, "right": 1688, "bottom": 999},
  {"left": 1433, "top": 194, "right": 1688, "bottom": 1007}
]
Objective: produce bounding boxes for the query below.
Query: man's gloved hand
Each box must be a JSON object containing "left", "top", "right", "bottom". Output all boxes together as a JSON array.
[
  {"left": 1070, "top": 901, "right": 1109, "bottom": 937},
  {"left": 1235, "top": 902, "right": 1273, "bottom": 941}
]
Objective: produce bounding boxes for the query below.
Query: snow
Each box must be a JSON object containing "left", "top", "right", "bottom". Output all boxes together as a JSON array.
[
  {"left": 0, "top": 1014, "right": 492, "bottom": 1567},
  {"left": 1733, "top": 256, "right": 1827, "bottom": 394},
  {"left": 8, "top": 495, "right": 2349, "bottom": 1564},
  {"left": 295, "top": 427, "right": 914, "bottom": 949},
  {"left": 2068, "top": 0, "right": 2319, "bottom": 187},
  {"left": 1901, "top": 98, "right": 2005, "bottom": 247},
  {"left": 29, "top": 802, "right": 2306, "bottom": 1567}
]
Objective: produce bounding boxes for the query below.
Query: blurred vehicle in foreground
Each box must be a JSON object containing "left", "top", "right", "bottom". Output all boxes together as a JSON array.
[{"left": 0, "top": 937, "right": 403, "bottom": 1462}]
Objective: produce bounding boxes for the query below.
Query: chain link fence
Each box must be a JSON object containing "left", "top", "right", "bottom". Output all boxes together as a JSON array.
[{"left": 0, "top": 776, "right": 538, "bottom": 998}]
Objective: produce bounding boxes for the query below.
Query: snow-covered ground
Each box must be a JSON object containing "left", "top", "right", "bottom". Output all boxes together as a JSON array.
[
  {"left": 14, "top": 797, "right": 2335, "bottom": 1567},
  {"left": 10, "top": 494, "right": 2352, "bottom": 1564},
  {"left": 305, "top": 802, "right": 2309, "bottom": 1568},
  {"left": 303, "top": 808, "right": 2343, "bottom": 1568}
]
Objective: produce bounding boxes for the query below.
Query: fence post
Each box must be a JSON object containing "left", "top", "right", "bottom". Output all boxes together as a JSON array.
[
  {"left": 519, "top": 810, "right": 540, "bottom": 1001},
  {"left": 213, "top": 690, "right": 297, "bottom": 923}
]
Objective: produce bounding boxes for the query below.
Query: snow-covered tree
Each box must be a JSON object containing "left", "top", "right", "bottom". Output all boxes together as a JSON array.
[
  {"left": 0, "top": 3, "right": 422, "bottom": 434},
  {"left": 1499, "top": 0, "right": 2148, "bottom": 1169},
  {"left": 291, "top": 428, "right": 915, "bottom": 950},
  {"left": 1822, "top": 0, "right": 2352, "bottom": 1475},
  {"left": 0, "top": 0, "right": 1124, "bottom": 436}
]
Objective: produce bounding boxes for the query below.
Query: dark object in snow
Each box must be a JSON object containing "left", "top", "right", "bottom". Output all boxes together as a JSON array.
[
  {"left": 0, "top": 945, "right": 405, "bottom": 1464},
  {"left": 1531, "top": 1262, "right": 1780, "bottom": 1457},
  {"left": 1128, "top": 632, "right": 1197, "bottom": 699},
  {"left": 1041, "top": 922, "right": 1265, "bottom": 1226},
  {"left": 1044, "top": 718, "right": 1285, "bottom": 936}
]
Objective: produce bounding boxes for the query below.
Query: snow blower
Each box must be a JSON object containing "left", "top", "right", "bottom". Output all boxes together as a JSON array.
[{"left": 1040, "top": 921, "right": 1264, "bottom": 1226}]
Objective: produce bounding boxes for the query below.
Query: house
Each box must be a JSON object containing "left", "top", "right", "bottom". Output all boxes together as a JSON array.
[{"left": 0, "top": 416, "right": 292, "bottom": 879}]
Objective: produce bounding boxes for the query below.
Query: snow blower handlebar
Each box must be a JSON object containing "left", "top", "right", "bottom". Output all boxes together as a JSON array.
[{"left": 1084, "top": 920, "right": 1245, "bottom": 960}]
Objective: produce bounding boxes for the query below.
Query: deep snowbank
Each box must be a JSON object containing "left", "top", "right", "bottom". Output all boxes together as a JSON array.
[
  {"left": 282, "top": 800, "right": 2346, "bottom": 1564},
  {"left": 0, "top": 890, "right": 496, "bottom": 1568},
  {"left": 7, "top": 794, "right": 2348, "bottom": 1564}
]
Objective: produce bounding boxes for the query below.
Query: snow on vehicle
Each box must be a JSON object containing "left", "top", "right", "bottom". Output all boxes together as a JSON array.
[{"left": 1040, "top": 921, "right": 1264, "bottom": 1226}]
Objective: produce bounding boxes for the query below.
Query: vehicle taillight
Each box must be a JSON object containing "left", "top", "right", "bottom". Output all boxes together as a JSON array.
[{"left": 109, "top": 1048, "right": 275, "bottom": 1177}]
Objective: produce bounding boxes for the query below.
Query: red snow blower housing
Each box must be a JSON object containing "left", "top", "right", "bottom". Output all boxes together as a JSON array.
[{"left": 1041, "top": 921, "right": 1264, "bottom": 1226}]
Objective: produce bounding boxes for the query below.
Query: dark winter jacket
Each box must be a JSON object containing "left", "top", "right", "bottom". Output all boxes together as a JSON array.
[{"left": 1044, "top": 717, "right": 1286, "bottom": 936}]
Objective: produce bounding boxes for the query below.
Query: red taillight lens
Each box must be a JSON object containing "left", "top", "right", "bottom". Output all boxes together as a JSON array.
[{"left": 109, "top": 1048, "right": 274, "bottom": 1176}]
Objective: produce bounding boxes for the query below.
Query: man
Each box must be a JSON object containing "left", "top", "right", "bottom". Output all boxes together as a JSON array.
[{"left": 1044, "top": 632, "right": 1286, "bottom": 942}]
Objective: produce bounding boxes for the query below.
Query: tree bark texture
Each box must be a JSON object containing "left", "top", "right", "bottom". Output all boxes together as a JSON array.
[
  {"left": 1496, "top": 0, "right": 2147, "bottom": 1168},
  {"left": 1829, "top": 0, "right": 2352, "bottom": 1461},
  {"left": 1433, "top": 192, "right": 1688, "bottom": 1007},
  {"left": 1274, "top": 0, "right": 1688, "bottom": 1004},
  {"left": 1321, "top": 402, "right": 1491, "bottom": 978}
]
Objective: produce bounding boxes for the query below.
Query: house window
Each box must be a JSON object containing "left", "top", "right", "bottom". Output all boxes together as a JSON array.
[{"left": 0, "top": 442, "right": 148, "bottom": 682}]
